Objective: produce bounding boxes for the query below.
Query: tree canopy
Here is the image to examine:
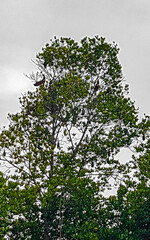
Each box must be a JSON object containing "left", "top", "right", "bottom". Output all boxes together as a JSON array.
[{"left": 0, "top": 36, "right": 149, "bottom": 240}]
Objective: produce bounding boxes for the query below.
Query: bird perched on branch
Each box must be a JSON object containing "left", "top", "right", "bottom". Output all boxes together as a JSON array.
[
  {"left": 34, "top": 74, "right": 45, "bottom": 87},
  {"left": 94, "top": 80, "right": 100, "bottom": 92},
  {"left": 44, "top": 60, "right": 48, "bottom": 68}
]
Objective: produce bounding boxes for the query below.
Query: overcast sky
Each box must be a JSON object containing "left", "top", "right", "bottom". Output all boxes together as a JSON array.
[{"left": 0, "top": 0, "right": 150, "bottom": 129}]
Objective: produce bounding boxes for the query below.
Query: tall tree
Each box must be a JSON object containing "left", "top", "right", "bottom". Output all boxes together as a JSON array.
[{"left": 0, "top": 36, "right": 140, "bottom": 239}]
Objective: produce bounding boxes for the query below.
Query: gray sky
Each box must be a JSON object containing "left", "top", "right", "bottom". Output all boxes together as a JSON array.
[{"left": 0, "top": 0, "right": 150, "bottom": 128}]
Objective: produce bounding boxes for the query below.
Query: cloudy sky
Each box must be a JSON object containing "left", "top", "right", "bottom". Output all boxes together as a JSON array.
[{"left": 0, "top": 0, "right": 150, "bottom": 128}]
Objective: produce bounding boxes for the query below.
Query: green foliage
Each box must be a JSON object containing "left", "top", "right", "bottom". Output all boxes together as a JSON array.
[
  {"left": 0, "top": 36, "right": 149, "bottom": 239},
  {"left": 0, "top": 172, "right": 9, "bottom": 239}
]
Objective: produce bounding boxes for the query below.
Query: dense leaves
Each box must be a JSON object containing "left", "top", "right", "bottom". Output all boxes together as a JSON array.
[{"left": 0, "top": 36, "right": 149, "bottom": 239}]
